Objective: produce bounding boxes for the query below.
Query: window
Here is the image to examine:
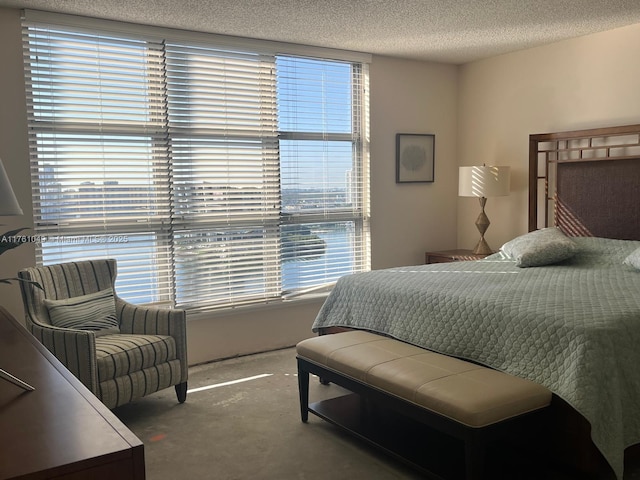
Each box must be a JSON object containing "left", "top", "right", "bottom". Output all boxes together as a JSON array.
[
  {"left": 22, "top": 11, "right": 370, "bottom": 311},
  {"left": 277, "top": 56, "right": 369, "bottom": 295}
]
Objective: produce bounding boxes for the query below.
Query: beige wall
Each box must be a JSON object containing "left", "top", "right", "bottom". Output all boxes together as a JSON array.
[
  {"left": 457, "top": 22, "right": 640, "bottom": 250},
  {"left": 0, "top": 7, "right": 459, "bottom": 364},
  {"left": 370, "top": 56, "right": 458, "bottom": 269}
]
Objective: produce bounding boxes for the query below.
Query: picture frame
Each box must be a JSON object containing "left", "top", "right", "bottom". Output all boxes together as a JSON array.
[{"left": 396, "top": 133, "right": 435, "bottom": 183}]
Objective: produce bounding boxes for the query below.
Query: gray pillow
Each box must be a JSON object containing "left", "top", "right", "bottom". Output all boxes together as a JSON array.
[
  {"left": 624, "top": 247, "right": 640, "bottom": 271},
  {"left": 500, "top": 227, "right": 578, "bottom": 267},
  {"left": 44, "top": 287, "right": 120, "bottom": 336}
]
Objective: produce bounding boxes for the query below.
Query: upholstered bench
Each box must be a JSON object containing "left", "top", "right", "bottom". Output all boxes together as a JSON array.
[{"left": 296, "top": 331, "right": 552, "bottom": 480}]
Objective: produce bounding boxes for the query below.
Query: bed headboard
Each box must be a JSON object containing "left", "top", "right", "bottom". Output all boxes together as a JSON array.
[{"left": 529, "top": 124, "right": 640, "bottom": 240}]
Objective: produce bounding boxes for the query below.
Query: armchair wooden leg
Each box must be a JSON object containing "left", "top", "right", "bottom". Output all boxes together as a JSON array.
[{"left": 175, "top": 382, "right": 187, "bottom": 403}]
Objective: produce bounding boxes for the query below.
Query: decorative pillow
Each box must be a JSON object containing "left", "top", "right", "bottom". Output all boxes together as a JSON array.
[
  {"left": 500, "top": 227, "right": 578, "bottom": 268},
  {"left": 44, "top": 288, "right": 120, "bottom": 336},
  {"left": 624, "top": 247, "right": 640, "bottom": 271}
]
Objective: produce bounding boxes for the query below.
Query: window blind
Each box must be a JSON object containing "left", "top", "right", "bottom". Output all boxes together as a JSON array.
[
  {"left": 22, "top": 13, "right": 370, "bottom": 312},
  {"left": 23, "top": 25, "right": 174, "bottom": 304},
  {"left": 277, "top": 57, "right": 370, "bottom": 295},
  {"left": 165, "top": 42, "right": 281, "bottom": 308}
]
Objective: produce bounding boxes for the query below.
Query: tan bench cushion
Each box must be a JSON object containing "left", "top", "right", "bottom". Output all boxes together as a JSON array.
[{"left": 297, "top": 331, "right": 552, "bottom": 428}]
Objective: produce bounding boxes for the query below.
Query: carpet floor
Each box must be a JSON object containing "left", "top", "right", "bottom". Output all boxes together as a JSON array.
[{"left": 114, "top": 347, "right": 640, "bottom": 480}]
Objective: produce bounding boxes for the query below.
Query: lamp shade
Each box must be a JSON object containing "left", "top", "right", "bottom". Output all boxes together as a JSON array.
[
  {"left": 0, "top": 157, "right": 23, "bottom": 216},
  {"left": 459, "top": 165, "right": 510, "bottom": 198}
]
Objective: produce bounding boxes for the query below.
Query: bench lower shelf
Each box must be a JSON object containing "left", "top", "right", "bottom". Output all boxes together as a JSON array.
[
  {"left": 309, "top": 393, "right": 465, "bottom": 479},
  {"left": 308, "top": 392, "right": 558, "bottom": 480}
]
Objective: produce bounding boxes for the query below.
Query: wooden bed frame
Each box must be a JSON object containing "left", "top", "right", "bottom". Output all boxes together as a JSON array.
[
  {"left": 529, "top": 123, "right": 640, "bottom": 240},
  {"left": 528, "top": 123, "right": 640, "bottom": 476},
  {"left": 318, "top": 123, "right": 640, "bottom": 478}
]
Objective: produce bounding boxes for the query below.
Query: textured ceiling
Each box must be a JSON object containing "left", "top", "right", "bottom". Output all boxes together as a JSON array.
[{"left": 2, "top": 0, "right": 640, "bottom": 63}]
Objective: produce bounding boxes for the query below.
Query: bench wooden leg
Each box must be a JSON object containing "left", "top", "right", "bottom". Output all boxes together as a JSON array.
[
  {"left": 297, "top": 360, "right": 309, "bottom": 423},
  {"left": 464, "top": 437, "right": 485, "bottom": 480}
]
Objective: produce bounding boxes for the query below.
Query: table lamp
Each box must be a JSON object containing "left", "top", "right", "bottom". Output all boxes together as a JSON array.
[
  {"left": 0, "top": 156, "right": 35, "bottom": 391},
  {"left": 459, "top": 165, "right": 510, "bottom": 255},
  {"left": 0, "top": 157, "right": 23, "bottom": 216}
]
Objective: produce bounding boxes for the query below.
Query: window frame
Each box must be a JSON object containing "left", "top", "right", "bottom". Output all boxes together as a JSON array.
[{"left": 22, "top": 10, "right": 371, "bottom": 312}]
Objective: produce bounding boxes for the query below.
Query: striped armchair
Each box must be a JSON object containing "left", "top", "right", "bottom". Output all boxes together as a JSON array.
[{"left": 18, "top": 259, "right": 188, "bottom": 409}]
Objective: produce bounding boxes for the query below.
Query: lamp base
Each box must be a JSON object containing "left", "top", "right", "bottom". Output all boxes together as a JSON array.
[
  {"left": 0, "top": 368, "right": 35, "bottom": 391},
  {"left": 473, "top": 197, "right": 494, "bottom": 255},
  {"left": 472, "top": 237, "right": 494, "bottom": 255}
]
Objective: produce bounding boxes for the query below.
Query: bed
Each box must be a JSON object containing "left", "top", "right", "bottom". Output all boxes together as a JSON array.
[{"left": 312, "top": 124, "right": 640, "bottom": 480}]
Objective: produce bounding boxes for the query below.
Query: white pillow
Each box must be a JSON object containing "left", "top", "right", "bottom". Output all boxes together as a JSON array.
[
  {"left": 500, "top": 227, "right": 578, "bottom": 268},
  {"left": 624, "top": 247, "right": 640, "bottom": 271},
  {"left": 44, "top": 287, "right": 120, "bottom": 336}
]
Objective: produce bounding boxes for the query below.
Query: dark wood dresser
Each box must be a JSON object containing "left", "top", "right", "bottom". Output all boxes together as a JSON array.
[{"left": 0, "top": 306, "right": 145, "bottom": 480}]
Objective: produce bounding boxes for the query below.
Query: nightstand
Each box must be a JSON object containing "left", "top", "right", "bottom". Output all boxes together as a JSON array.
[{"left": 425, "top": 249, "right": 490, "bottom": 264}]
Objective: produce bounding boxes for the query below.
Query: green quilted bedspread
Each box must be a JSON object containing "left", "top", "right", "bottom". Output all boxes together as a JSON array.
[{"left": 312, "top": 237, "right": 640, "bottom": 479}]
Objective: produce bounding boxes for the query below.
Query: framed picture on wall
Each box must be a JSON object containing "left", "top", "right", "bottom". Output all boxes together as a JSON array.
[{"left": 396, "top": 133, "right": 435, "bottom": 183}]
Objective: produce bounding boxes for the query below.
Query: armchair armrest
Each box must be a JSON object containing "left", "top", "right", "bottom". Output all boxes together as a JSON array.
[
  {"left": 116, "top": 298, "right": 188, "bottom": 383},
  {"left": 28, "top": 321, "right": 99, "bottom": 394}
]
